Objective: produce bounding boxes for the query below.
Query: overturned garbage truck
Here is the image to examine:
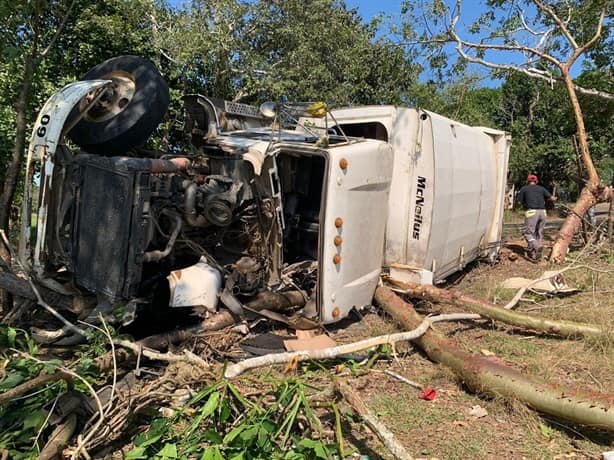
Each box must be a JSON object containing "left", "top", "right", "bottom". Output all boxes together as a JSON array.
[{"left": 19, "top": 56, "right": 510, "bottom": 327}]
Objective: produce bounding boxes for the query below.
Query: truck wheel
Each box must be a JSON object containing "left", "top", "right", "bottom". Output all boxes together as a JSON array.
[{"left": 68, "top": 55, "right": 169, "bottom": 155}]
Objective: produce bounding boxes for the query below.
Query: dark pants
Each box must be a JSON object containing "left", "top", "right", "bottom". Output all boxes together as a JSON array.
[{"left": 524, "top": 209, "right": 547, "bottom": 255}]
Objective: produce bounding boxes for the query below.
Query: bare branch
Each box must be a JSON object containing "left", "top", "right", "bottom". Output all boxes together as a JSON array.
[
  {"left": 533, "top": 0, "right": 578, "bottom": 49},
  {"left": 573, "top": 5, "right": 607, "bottom": 60},
  {"left": 40, "top": 0, "right": 77, "bottom": 57},
  {"left": 517, "top": 7, "right": 550, "bottom": 36},
  {"left": 449, "top": 26, "right": 562, "bottom": 68}
]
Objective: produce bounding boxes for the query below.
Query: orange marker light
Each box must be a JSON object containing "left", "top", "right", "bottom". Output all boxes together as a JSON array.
[
  {"left": 334, "top": 217, "right": 343, "bottom": 228},
  {"left": 333, "top": 254, "right": 341, "bottom": 264},
  {"left": 334, "top": 236, "right": 342, "bottom": 246},
  {"left": 339, "top": 158, "right": 348, "bottom": 169}
]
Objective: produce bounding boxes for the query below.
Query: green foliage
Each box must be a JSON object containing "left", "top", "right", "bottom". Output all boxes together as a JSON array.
[
  {"left": 127, "top": 377, "right": 340, "bottom": 459},
  {"left": 238, "top": 0, "right": 417, "bottom": 105},
  {"left": 0, "top": 326, "right": 63, "bottom": 459}
]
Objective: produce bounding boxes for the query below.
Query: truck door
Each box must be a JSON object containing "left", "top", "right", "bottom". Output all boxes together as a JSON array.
[{"left": 319, "top": 140, "right": 393, "bottom": 323}]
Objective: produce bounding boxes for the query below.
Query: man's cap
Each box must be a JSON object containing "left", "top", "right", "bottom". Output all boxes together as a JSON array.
[{"left": 527, "top": 174, "right": 538, "bottom": 183}]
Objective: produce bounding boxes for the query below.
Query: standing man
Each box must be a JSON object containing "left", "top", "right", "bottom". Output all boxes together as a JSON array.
[{"left": 516, "top": 174, "right": 557, "bottom": 260}]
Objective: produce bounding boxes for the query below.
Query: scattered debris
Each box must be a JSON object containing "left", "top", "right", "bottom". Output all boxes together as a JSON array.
[
  {"left": 418, "top": 387, "right": 437, "bottom": 401},
  {"left": 384, "top": 369, "right": 423, "bottom": 390},
  {"left": 284, "top": 330, "right": 336, "bottom": 352},
  {"left": 469, "top": 405, "right": 489, "bottom": 418},
  {"left": 500, "top": 270, "right": 579, "bottom": 294}
]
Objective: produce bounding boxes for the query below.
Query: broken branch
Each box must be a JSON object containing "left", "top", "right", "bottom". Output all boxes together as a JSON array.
[
  {"left": 335, "top": 379, "right": 412, "bottom": 460},
  {"left": 0, "top": 371, "right": 72, "bottom": 405},
  {"left": 224, "top": 313, "right": 478, "bottom": 378},
  {"left": 112, "top": 339, "right": 210, "bottom": 369},
  {"left": 375, "top": 286, "right": 614, "bottom": 431},
  {"left": 224, "top": 320, "right": 430, "bottom": 378},
  {"left": 389, "top": 279, "right": 606, "bottom": 340},
  {"left": 38, "top": 413, "right": 77, "bottom": 460}
]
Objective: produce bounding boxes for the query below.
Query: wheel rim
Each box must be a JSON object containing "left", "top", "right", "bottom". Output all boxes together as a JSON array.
[{"left": 80, "top": 70, "right": 136, "bottom": 123}]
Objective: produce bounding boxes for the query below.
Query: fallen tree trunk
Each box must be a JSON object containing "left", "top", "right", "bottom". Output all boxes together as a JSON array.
[
  {"left": 389, "top": 279, "right": 605, "bottom": 340},
  {"left": 374, "top": 286, "right": 614, "bottom": 432},
  {"left": 0, "top": 271, "right": 72, "bottom": 310}
]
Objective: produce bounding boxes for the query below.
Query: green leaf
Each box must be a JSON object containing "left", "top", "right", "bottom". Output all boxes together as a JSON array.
[
  {"left": 201, "top": 449, "right": 213, "bottom": 460},
  {"left": 223, "top": 425, "right": 244, "bottom": 445},
  {"left": 201, "top": 447, "right": 224, "bottom": 460},
  {"left": 201, "top": 391, "right": 220, "bottom": 418},
  {"left": 156, "top": 443, "right": 178, "bottom": 458},
  {"left": 239, "top": 425, "right": 258, "bottom": 441},
  {"left": 203, "top": 430, "right": 223, "bottom": 444},
  {"left": 219, "top": 399, "right": 231, "bottom": 424},
  {"left": 0, "top": 373, "right": 25, "bottom": 391},
  {"left": 22, "top": 409, "right": 46, "bottom": 431},
  {"left": 6, "top": 327, "right": 16, "bottom": 348},
  {"left": 134, "top": 418, "right": 167, "bottom": 447},
  {"left": 125, "top": 446, "right": 148, "bottom": 459}
]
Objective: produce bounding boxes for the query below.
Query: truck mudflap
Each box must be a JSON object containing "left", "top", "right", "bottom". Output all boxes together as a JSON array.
[{"left": 18, "top": 79, "right": 111, "bottom": 270}]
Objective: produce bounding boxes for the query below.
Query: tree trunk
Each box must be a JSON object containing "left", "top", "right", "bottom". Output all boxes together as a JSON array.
[
  {"left": 608, "top": 193, "right": 613, "bottom": 242},
  {"left": 550, "top": 70, "right": 606, "bottom": 262},
  {"left": 0, "top": 55, "right": 36, "bottom": 231},
  {"left": 389, "top": 279, "right": 606, "bottom": 340},
  {"left": 0, "top": 271, "right": 73, "bottom": 311},
  {"left": 374, "top": 286, "right": 614, "bottom": 431}
]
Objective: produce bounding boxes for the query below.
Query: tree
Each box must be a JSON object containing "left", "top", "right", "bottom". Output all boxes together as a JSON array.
[
  {"left": 0, "top": 0, "right": 77, "bottom": 232},
  {"left": 241, "top": 0, "right": 418, "bottom": 105},
  {"left": 152, "top": 0, "right": 419, "bottom": 106},
  {"left": 401, "top": 0, "right": 613, "bottom": 261}
]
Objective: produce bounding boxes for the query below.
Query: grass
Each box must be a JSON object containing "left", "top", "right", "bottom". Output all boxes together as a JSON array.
[{"left": 339, "top": 233, "right": 614, "bottom": 458}]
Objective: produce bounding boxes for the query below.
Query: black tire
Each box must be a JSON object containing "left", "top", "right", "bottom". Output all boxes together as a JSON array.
[{"left": 68, "top": 55, "right": 169, "bottom": 155}]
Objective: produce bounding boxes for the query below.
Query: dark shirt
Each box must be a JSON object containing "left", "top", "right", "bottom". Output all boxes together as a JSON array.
[{"left": 517, "top": 184, "right": 552, "bottom": 210}]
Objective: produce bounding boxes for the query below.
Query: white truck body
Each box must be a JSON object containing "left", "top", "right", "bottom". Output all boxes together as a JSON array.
[{"left": 300, "top": 106, "right": 511, "bottom": 284}]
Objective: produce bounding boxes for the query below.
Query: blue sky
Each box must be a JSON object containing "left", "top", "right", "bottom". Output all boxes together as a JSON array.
[{"left": 345, "top": 0, "right": 403, "bottom": 19}]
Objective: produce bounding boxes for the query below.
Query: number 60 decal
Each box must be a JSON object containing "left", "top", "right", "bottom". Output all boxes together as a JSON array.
[{"left": 36, "top": 114, "right": 51, "bottom": 137}]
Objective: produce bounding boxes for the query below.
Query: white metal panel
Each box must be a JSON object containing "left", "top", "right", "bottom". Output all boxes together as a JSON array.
[
  {"left": 319, "top": 140, "right": 393, "bottom": 324},
  {"left": 424, "top": 111, "right": 499, "bottom": 279},
  {"left": 18, "top": 80, "right": 111, "bottom": 268},
  {"left": 303, "top": 105, "right": 510, "bottom": 285}
]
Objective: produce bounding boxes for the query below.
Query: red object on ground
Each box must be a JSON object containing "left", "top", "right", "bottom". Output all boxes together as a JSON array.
[{"left": 419, "top": 387, "right": 437, "bottom": 400}]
